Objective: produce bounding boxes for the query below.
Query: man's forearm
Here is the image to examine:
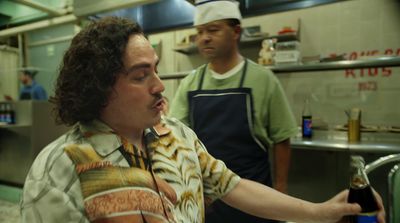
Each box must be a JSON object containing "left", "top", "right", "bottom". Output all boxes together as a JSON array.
[
  {"left": 273, "top": 138, "right": 291, "bottom": 193},
  {"left": 221, "top": 178, "right": 362, "bottom": 223}
]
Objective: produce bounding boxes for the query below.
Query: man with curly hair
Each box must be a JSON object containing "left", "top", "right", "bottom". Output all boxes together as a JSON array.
[{"left": 20, "top": 16, "right": 384, "bottom": 223}]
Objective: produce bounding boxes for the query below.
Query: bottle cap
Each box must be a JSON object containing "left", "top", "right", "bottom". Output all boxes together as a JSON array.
[{"left": 350, "top": 155, "right": 365, "bottom": 167}]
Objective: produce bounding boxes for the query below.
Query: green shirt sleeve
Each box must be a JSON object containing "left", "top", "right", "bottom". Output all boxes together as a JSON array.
[
  {"left": 169, "top": 70, "right": 199, "bottom": 126},
  {"left": 244, "top": 61, "right": 298, "bottom": 146},
  {"left": 266, "top": 76, "right": 298, "bottom": 143}
]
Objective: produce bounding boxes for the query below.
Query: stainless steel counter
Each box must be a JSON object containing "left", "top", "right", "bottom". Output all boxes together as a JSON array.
[
  {"left": 290, "top": 130, "right": 400, "bottom": 153},
  {"left": 287, "top": 129, "right": 399, "bottom": 212}
]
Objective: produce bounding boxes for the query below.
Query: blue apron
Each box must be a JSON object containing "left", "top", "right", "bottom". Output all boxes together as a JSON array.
[
  {"left": 20, "top": 87, "right": 32, "bottom": 100},
  {"left": 188, "top": 60, "right": 275, "bottom": 223}
]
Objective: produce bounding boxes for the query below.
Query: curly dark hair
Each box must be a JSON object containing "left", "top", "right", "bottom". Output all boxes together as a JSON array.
[{"left": 50, "top": 17, "right": 143, "bottom": 126}]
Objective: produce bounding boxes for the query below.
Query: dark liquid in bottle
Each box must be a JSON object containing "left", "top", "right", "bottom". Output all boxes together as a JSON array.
[
  {"left": 348, "top": 185, "right": 378, "bottom": 212},
  {"left": 347, "top": 185, "right": 378, "bottom": 223}
]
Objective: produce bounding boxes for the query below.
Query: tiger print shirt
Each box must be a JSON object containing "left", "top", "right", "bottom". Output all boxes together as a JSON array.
[{"left": 20, "top": 117, "right": 241, "bottom": 223}]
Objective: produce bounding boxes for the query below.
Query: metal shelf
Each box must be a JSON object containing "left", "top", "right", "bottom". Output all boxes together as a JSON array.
[
  {"left": 159, "top": 56, "right": 400, "bottom": 80},
  {"left": 160, "top": 71, "right": 192, "bottom": 80},
  {"left": 0, "top": 124, "right": 31, "bottom": 129},
  {"left": 173, "top": 35, "right": 268, "bottom": 55},
  {"left": 173, "top": 19, "right": 300, "bottom": 55},
  {"left": 269, "top": 56, "right": 400, "bottom": 73},
  {"left": 173, "top": 43, "right": 197, "bottom": 54}
]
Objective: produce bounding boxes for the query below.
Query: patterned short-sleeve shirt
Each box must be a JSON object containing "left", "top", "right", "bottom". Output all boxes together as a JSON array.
[{"left": 20, "top": 117, "right": 240, "bottom": 223}]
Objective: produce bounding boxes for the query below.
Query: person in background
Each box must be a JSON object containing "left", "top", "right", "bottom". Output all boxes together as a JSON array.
[
  {"left": 20, "top": 16, "right": 385, "bottom": 223},
  {"left": 169, "top": 1, "right": 296, "bottom": 222},
  {"left": 18, "top": 68, "right": 48, "bottom": 100},
  {"left": 3, "top": 68, "right": 48, "bottom": 101}
]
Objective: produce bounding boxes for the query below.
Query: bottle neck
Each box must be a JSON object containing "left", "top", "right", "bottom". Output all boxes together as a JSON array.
[
  {"left": 350, "top": 162, "right": 370, "bottom": 189},
  {"left": 302, "top": 99, "right": 311, "bottom": 116}
]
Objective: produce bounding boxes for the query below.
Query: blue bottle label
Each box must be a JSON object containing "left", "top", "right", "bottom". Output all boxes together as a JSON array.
[
  {"left": 357, "top": 213, "right": 378, "bottom": 223},
  {"left": 302, "top": 117, "right": 312, "bottom": 137}
]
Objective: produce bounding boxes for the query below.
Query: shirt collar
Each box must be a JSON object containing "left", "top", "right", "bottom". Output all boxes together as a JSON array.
[
  {"left": 78, "top": 119, "right": 171, "bottom": 157},
  {"left": 78, "top": 120, "right": 122, "bottom": 157},
  {"left": 210, "top": 60, "right": 245, "bottom": 79}
]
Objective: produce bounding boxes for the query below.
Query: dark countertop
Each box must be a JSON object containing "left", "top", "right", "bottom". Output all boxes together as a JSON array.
[{"left": 290, "top": 129, "right": 400, "bottom": 153}]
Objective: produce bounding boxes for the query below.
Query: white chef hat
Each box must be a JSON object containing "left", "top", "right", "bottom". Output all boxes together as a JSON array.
[{"left": 194, "top": 0, "right": 242, "bottom": 26}]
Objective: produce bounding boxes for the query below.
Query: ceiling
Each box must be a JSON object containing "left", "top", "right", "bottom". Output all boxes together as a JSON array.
[
  {"left": 0, "top": 0, "right": 160, "bottom": 38},
  {"left": 93, "top": 0, "right": 343, "bottom": 34},
  {"left": 0, "top": 0, "right": 343, "bottom": 39}
]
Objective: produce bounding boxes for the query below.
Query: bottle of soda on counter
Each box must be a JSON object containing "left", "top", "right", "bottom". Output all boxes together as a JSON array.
[
  {"left": 5, "top": 103, "right": 15, "bottom": 124},
  {"left": 301, "top": 99, "right": 312, "bottom": 138},
  {"left": 347, "top": 155, "right": 379, "bottom": 223},
  {"left": 0, "top": 103, "right": 6, "bottom": 123}
]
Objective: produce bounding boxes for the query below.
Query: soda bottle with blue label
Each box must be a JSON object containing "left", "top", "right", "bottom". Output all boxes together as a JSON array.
[
  {"left": 301, "top": 99, "right": 312, "bottom": 138},
  {"left": 347, "top": 156, "right": 379, "bottom": 223}
]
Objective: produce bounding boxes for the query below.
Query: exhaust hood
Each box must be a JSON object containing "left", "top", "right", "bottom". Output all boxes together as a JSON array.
[
  {"left": 73, "top": 0, "right": 160, "bottom": 17},
  {"left": 96, "top": 0, "right": 343, "bottom": 34}
]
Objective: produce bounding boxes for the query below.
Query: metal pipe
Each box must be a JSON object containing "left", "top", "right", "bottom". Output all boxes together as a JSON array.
[
  {"left": 0, "top": 14, "right": 77, "bottom": 38},
  {"left": 364, "top": 154, "right": 400, "bottom": 223},
  {"left": 365, "top": 154, "right": 400, "bottom": 174},
  {"left": 269, "top": 56, "right": 400, "bottom": 73},
  {"left": 28, "top": 35, "right": 74, "bottom": 47},
  {"left": 0, "top": 45, "right": 19, "bottom": 53},
  {"left": 18, "top": 34, "right": 24, "bottom": 68},
  {"left": 388, "top": 164, "right": 399, "bottom": 223},
  {"left": 11, "top": 0, "right": 68, "bottom": 16},
  {"left": 160, "top": 56, "right": 400, "bottom": 79}
]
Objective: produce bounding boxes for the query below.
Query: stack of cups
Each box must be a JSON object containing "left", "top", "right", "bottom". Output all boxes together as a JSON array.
[{"left": 348, "top": 108, "right": 361, "bottom": 142}]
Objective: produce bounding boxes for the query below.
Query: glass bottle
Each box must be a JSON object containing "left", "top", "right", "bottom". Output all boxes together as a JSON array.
[
  {"left": 0, "top": 103, "right": 6, "bottom": 123},
  {"left": 347, "top": 155, "right": 379, "bottom": 223},
  {"left": 301, "top": 99, "right": 312, "bottom": 138},
  {"left": 5, "top": 103, "right": 15, "bottom": 124}
]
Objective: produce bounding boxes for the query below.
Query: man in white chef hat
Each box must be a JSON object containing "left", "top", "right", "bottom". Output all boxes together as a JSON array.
[{"left": 171, "top": 1, "right": 298, "bottom": 223}]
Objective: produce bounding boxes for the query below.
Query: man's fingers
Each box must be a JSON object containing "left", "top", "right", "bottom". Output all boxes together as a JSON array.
[{"left": 342, "top": 203, "right": 362, "bottom": 216}]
